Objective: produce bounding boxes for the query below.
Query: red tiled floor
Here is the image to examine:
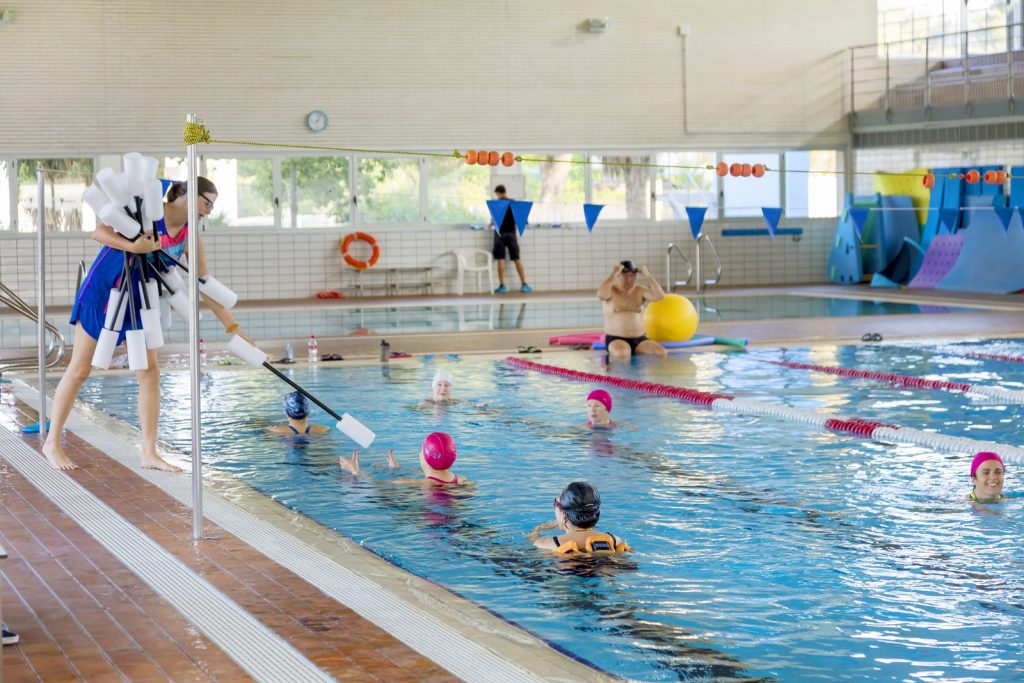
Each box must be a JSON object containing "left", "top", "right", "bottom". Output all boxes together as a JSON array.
[{"left": 1, "top": 396, "right": 456, "bottom": 681}]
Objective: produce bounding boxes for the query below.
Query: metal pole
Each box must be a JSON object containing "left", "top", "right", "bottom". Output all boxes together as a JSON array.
[
  {"left": 695, "top": 234, "right": 704, "bottom": 294},
  {"left": 36, "top": 165, "right": 47, "bottom": 441},
  {"left": 186, "top": 114, "right": 204, "bottom": 542}
]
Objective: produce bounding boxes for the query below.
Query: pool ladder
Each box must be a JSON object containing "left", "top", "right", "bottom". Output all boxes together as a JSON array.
[
  {"left": 0, "top": 261, "right": 78, "bottom": 374},
  {"left": 666, "top": 234, "right": 722, "bottom": 293}
]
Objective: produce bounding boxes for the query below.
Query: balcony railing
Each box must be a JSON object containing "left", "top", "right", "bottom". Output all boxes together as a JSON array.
[{"left": 848, "top": 23, "right": 1024, "bottom": 125}]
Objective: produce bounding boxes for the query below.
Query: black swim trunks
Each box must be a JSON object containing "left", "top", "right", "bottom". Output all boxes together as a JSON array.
[
  {"left": 604, "top": 334, "right": 648, "bottom": 353},
  {"left": 492, "top": 231, "right": 520, "bottom": 261}
]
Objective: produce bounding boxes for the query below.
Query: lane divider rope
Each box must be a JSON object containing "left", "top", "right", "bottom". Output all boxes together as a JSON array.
[{"left": 504, "top": 357, "right": 1024, "bottom": 463}]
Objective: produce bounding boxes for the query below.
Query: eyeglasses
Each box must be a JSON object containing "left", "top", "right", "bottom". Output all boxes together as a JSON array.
[{"left": 199, "top": 194, "right": 217, "bottom": 210}]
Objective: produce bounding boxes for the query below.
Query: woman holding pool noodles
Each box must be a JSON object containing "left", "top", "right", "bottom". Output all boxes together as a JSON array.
[{"left": 43, "top": 175, "right": 248, "bottom": 471}]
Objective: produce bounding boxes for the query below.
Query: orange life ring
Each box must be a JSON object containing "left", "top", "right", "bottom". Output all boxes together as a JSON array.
[{"left": 341, "top": 232, "right": 380, "bottom": 270}]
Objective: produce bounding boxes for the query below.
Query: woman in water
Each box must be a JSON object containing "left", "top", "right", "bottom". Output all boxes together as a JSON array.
[
  {"left": 968, "top": 451, "right": 1006, "bottom": 504},
  {"left": 529, "top": 481, "right": 630, "bottom": 555},
  {"left": 584, "top": 389, "right": 615, "bottom": 429},
  {"left": 339, "top": 432, "right": 467, "bottom": 486},
  {"left": 268, "top": 391, "right": 330, "bottom": 436}
]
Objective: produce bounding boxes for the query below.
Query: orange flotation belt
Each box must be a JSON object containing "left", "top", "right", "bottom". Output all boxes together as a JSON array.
[
  {"left": 553, "top": 533, "right": 631, "bottom": 556},
  {"left": 341, "top": 232, "right": 380, "bottom": 270}
]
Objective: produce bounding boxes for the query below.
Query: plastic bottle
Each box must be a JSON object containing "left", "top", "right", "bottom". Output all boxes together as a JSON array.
[
  {"left": 308, "top": 335, "right": 318, "bottom": 363},
  {"left": 284, "top": 341, "right": 294, "bottom": 362},
  {"left": 379, "top": 339, "right": 390, "bottom": 363},
  {"left": 199, "top": 338, "right": 207, "bottom": 365}
]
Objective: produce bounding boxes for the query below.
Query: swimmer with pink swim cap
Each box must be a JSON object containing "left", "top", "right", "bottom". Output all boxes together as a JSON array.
[
  {"left": 339, "top": 431, "right": 466, "bottom": 486},
  {"left": 585, "top": 389, "right": 615, "bottom": 428},
  {"left": 968, "top": 451, "right": 1006, "bottom": 504}
]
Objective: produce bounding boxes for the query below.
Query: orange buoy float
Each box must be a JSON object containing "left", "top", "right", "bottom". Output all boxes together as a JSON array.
[
  {"left": 922, "top": 173, "right": 935, "bottom": 189},
  {"left": 501, "top": 152, "right": 515, "bottom": 167},
  {"left": 740, "top": 163, "right": 752, "bottom": 177},
  {"left": 488, "top": 150, "right": 500, "bottom": 165},
  {"left": 341, "top": 232, "right": 380, "bottom": 270},
  {"left": 752, "top": 163, "right": 766, "bottom": 177},
  {"left": 729, "top": 163, "right": 742, "bottom": 177},
  {"left": 716, "top": 162, "right": 728, "bottom": 177},
  {"left": 465, "top": 150, "right": 478, "bottom": 165},
  {"left": 962, "top": 169, "right": 981, "bottom": 184}
]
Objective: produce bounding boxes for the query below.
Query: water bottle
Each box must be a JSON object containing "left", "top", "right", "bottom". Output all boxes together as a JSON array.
[
  {"left": 284, "top": 342, "right": 294, "bottom": 362},
  {"left": 199, "top": 338, "right": 207, "bottom": 366},
  {"left": 307, "top": 335, "right": 318, "bottom": 363},
  {"left": 379, "top": 339, "right": 390, "bottom": 363}
]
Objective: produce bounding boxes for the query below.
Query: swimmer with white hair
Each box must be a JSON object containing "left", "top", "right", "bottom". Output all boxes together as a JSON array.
[{"left": 417, "top": 370, "right": 460, "bottom": 408}]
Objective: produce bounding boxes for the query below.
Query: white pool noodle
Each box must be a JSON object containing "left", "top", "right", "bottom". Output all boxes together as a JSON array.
[
  {"left": 140, "top": 308, "right": 164, "bottom": 349},
  {"left": 228, "top": 335, "right": 269, "bottom": 368},
  {"left": 198, "top": 275, "right": 238, "bottom": 309},
  {"left": 91, "top": 328, "right": 119, "bottom": 369},
  {"left": 103, "top": 288, "right": 128, "bottom": 331},
  {"left": 99, "top": 204, "right": 141, "bottom": 239},
  {"left": 162, "top": 266, "right": 185, "bottom": 292},
  {"left": 96, "top": 167, "right": 131, "bottom": 208},
  {"left": 337, "top": 413, "right": 376, "bottom": 448},
  {"left": 83, "top": 185, "right": 109, "bottom": 214},
  {"left": 140, "top": 280, "right": 159, "bottom": 311},
  {"left": 123, "top": 153, "right": 147, "bottom": 197},
  {"left": 158, "top": 295, "right": 172, "bottom": 330},
  {"left": 165, "top": 289, "right": 190, "bottom": 318},
  {"left": 125, "top": 330, "right": 149, "bottom": 370},
  {"left": 144, "top": 156, "right": 159, "bottom": 179},
  {"left": 143, "top": 179, "right": 165, "bottom": 221}
]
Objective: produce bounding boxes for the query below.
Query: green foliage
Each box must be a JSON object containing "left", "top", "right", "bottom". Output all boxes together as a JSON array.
[{"left": 18, "top": 158, "right": 93, "bottom": 184}]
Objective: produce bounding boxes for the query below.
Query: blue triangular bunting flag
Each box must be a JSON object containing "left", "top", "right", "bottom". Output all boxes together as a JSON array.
[
  {"left": 761, "top": 207, "right": 783, "bottom": 237},
  {"left": 938, "top": 208, "right": 960, "bottom": 234},
  {"left": 685, "top": 207, "right": 707, "bottom": 240},
  {"left": 993, "top": 206, "right": 1016, "bottom": 233},
  {"left": 583, "top": 203, "right": 604, "bottom": 233},
  {"left": 510, "top": 200, "right": 533, "bottom": 236},
  {"left": 486, "top": 199, "right": 511, "bottom": 233},
  {"left": 849, "top": 207, "right": 870, "bottom": 238}
]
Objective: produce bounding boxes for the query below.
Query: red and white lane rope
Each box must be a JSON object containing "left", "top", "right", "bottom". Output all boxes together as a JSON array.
[
  {"left": 771, "top": 360, "right": 1024, "bottom": 404},
  {"left": 965, "top": 352, "right": 1024, "bottom": 364},
  {"left": 504, "top": 357, "right": 1024, "bottom": 464}
]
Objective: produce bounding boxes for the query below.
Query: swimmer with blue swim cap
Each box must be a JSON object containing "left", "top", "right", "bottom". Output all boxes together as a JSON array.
[
  {"left": 969, "top": 451, "right": 1006, "bottom": 504},
  {"left": 268, "top": 390, "right": 330, "bottom": 436},
  {"left": 529, "top": 482, "right": 630, "bottom": 555}
]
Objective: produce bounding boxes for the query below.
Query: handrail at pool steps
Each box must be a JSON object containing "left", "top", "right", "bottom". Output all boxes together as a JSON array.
[
  {"left": 664, "top": 242, "right": 693, "bottom": 292},
  {"left": 694, "top": 232, "right": 722, "bottom": 293}
]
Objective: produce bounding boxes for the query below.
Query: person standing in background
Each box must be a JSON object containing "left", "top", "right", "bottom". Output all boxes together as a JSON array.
[{"left": 491, "top": 185, "right": 532, "bottom": 294}]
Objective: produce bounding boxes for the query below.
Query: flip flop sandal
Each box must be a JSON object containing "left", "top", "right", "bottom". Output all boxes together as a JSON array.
[{"left": 517, "top": 345, "right": 542, "bottom": 354}]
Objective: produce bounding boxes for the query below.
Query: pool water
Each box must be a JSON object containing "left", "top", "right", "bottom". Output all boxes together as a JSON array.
[
  {"left": 2, "top": 294, "right": 980, "bottom": 348},
  {"left": 78, "top": 340, "right": 1024, "bottom": 681}
]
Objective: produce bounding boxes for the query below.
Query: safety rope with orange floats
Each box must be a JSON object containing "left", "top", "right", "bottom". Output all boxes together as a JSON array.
[{"left": 921, "top": 168, "right": 1012, "bottom": 188}]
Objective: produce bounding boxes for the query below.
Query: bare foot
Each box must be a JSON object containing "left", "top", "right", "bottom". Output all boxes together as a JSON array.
[
  {"left": 140, "top": 453, "right": 183, "bottom": 473},
  {"left": 42, "top": 441, "right": 79, "bottom": 471}
]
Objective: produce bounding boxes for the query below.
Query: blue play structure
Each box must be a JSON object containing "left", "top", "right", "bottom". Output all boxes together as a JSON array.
[{"left": 828, "top": 166, "right": 1024, "bottom": 294}]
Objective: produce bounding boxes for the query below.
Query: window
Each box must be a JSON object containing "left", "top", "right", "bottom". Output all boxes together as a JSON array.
[
  {"left": 357, "top": 157, "right": 420, "bottom": 224},
  {"left": 426, "top": 157, "right": 490, "bottom": 224},
  {"left": 785, "top": 151, "right": 840, "bottom": 218},
  {"left": 203, "top": 158, "right": 275, "bottom": 228},
  {"left": 521, "top": 153, "right": 585, "bottom": 223},
  {"left": 0, "top": 160, "right": 11, "bottom": 231},
  {"left": 722, "top": 153, "right": 780, "bottom": 218},
  {"left": 654, "top": 152, "right": 718, "bottom": 221},
  {"left": 590, "top": 155, "right": 651, "bottom": 220},
  {"left": 279, "top": 156, "right": 350, "bottom": 228},
  {"left": 16, "top": 158, "right": 94, "bottom": 232}
]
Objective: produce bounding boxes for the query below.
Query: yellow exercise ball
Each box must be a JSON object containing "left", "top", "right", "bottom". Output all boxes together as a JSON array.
[{"left": 643, "top": 294, "right": 699, "bottom": 342}]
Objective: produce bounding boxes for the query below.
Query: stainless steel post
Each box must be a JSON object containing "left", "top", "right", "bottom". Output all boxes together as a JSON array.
[
  {"left": 36, "top": 165, "right": 47, "bottom": 440},
  {"left": 695, "top": 234, "right": 704, "bottom": 294},
  {"left": 186, "top": 114, "right": 204, "bottom": 542}
]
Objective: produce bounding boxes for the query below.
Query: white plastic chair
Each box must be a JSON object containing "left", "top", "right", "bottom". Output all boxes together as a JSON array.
[{"left": 453, "top": 249, "right": 495, "bottom": 295}]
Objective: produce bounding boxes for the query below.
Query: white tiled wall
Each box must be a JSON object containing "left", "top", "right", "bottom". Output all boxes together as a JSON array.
[{"left": 0, "top": 221, "right": 834, "bottom": 307}]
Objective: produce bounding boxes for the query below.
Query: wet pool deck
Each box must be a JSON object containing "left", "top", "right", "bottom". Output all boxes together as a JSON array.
[{"left": 2, "top": 284, "right": 1024, "bottom": 681}]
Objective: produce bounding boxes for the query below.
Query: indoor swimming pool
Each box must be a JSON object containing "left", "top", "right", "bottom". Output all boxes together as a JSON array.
[
  {"left": 0, "top": 294, "right": 985, "bottom": 349},
  {"left": 77, "top": 340, "right": 1024, "bottom": 681}
]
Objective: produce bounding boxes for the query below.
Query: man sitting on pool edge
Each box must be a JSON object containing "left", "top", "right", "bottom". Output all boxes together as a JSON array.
[{"left": 598, "top": 260, "right": 667, "bottom": 359}]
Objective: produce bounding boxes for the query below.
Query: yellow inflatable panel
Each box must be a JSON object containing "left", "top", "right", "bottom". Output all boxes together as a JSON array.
[{"left": 874, "top": 167, "right": 931, "bottom": 226}]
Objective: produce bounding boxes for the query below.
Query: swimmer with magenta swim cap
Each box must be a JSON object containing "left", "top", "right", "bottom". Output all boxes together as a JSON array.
[
  {"left": 529, "top": 482, "right": 630, "bottom": 555},
  {"left": 268, "top": 391, "right": 330, "bottom": 436},
  {"left": 969, "top": 452, "right": 1007, "bottom": 504},
  {"left": 585, "top": 389, "right": 615, "bottom": 429},
  {"left": 339, "top": 431, "right": 468, "bottom": 486}
]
